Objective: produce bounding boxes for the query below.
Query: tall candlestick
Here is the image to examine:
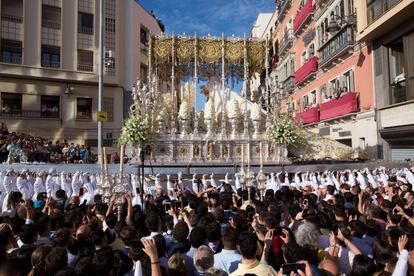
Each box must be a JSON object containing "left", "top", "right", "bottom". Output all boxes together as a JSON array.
[
  {"left": 260, "top": 142, "right": 263, "bottom": 168},
  {"left": 247, "top": 143, "right": 250, "bottom": 168},
  {"left": 241, "top": 144, "right": 244, "bottom": 165},
  {"left": 119, "top": 145, "right": 125, "bottom": 180},
  {"left": 103, "top": 147, "right": 108, "bottom": 176}
]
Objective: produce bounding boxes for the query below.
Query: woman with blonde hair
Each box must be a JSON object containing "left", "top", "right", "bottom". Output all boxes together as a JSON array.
[{"left": 28, "top": 245, "right": 52, "bottom": 276}]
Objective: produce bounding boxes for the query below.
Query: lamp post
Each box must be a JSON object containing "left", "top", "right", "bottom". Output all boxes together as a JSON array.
[{"left": 98, "top": 0, "right": 104, "bottom": 164}]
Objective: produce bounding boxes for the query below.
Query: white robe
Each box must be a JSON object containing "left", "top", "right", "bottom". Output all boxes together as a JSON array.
[
  {"left": 46, "top": 175, "right": 59, "bottom": 199},
  {"left": 16, "top": 176, "right": 33, "bottom": 201},
  {"left": 60, "top": 173, "right": 73, "bottom": 198},
  {"left": 80, "top": 182, "right": 94, "bottom": 206},
  {"left": 33, "top": 176, "right": 46, "bottom": 200}
]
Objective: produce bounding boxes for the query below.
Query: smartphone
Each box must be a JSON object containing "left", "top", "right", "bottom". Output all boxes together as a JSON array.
[
  {"left": 282, "top": 263, "right": 305, "bottom": 274},
  {"left": 165, "top": 202, "right": 172, "bottom": 211},
  {"left": 247, "top": 212, "right": 254, "bottom": 223},
  {"left": 303, "top": 199, "right": 308, "bottom": 206}
]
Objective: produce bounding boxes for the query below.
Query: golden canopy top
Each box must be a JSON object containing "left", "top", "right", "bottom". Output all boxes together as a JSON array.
[{"left": 150, "top": 34, "right": 267, "bottom": 81}]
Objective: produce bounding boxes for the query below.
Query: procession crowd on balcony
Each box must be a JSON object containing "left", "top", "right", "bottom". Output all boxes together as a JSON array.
[
  {"left": 0, "top": 166, "right": 412, "bottom": 275},
  {"left": 0, "top": 123, "right": 95, "bottom": 164}
]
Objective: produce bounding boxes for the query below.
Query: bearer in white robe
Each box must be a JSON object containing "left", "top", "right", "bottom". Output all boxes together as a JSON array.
[{"left": 16, "top": 171, "right": 33, "bottom": 201}]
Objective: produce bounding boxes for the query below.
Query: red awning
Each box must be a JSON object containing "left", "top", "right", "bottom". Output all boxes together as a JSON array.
[
  {"left": 319, "top": 92, "right": 358, "bottom": 120},
  {"left": 296, "top": 106, "right": 319, "bottom": 125}
]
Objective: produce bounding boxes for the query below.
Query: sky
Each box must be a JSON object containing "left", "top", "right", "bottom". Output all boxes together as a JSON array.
[
  {"left": 138, "top": 0, "right": 274, "bottom": 110},
  {"left": 138, "top": 0, "right": 274, "bottom": 37}
]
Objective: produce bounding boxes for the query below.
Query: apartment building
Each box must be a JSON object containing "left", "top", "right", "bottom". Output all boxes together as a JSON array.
[
  {"left": 0, "top": 0, "right": 162, "bottom": 148},
  {"left": 270, "top": 0, "right": 378, "bottom": 158},
  {"left": 355, "top": 0, "right": 414, "bottom": 161}
]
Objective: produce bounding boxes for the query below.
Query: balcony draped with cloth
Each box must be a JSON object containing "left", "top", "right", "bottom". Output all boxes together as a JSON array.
[
  {"left": 295, "top": 56, "right": 318, "bottom": 85},
  {"left": 296, "top": 106, "right": 319, "bottom": 125},
  {"left": 293, "top": 0, "right": 315, "bottom": 34},
  {"left": 319, "top": 92, "right": 358, "bottom": 120}
]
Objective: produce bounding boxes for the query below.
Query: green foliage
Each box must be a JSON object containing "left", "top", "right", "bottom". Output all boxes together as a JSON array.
[{"left": 118, "top": 113, "right": 152, "bottom": 145}]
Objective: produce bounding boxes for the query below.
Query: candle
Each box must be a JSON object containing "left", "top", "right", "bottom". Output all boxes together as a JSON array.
[
  {"left": 103, "top": 147, "right": 108, "bottom": 175},
  {"left": 247, "top": 143, "right": 250, "bottom": 167},
  {"left": 260, "top": 142, "right": 263, "bottom": 168},
  {"left": 119, "top": 145, "right": 125, "bottom": 180}
]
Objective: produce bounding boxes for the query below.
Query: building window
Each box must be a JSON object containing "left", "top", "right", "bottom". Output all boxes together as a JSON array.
[
  {"left": 140, "top": 63, "right": 148, "bottom": 83},
  {"left": 308, "top": 43, "right": 315, "bottom": 57},
  {"left": 78, "top": 12, "right": 94, "bottom": 34},
  {"left": 1, "top": 92, "right": 22, "bottom": 114},
  {"left": 1, "top": 0, "right": 23, "bottom": 22},
  {"left": 388, "top": 38, "right": 406, "bottom": 104},
  {"left": 310, "top": 90, "right": 317, "bottom": 106},
  {"left": 320, "top": 85, "right": 328, "bottom": 102},
  {"left": 301, "top": 94, "right": 309, "bottom": 111},
  {"left": 41, "top": 45, "right": 60, "bottom": 68},
  {"left": 42, "top": 5, "right": 61, "bottom": 29},
  {"left": 343, "top": 70, "right": 355, "bottom": 92},
  {"left": 367, "top": 0, "right": 401, "bottom": 24},
  {"left": 140, "top": 26, "right": 149, "bottom": 46},
  {"left": 103, "top": 97, "right": 114, "bottom": 122},
  {"left": 41, "top": 95, "right": 59, "bottom": 118},
  {"left": 77, "top": 50, "right": 94, "bottom": 71},
  {"left": 329, "top": 78, "right": 340, "bottom": 96},
  {"left": 76, "top": 97, "right": 92, "bottom": 120},
  {"left": 301, "top": 51, "right": 307, "bottom": 66},
  {"left": 0, "top": 39, "right": 22, "bottom": 64}
]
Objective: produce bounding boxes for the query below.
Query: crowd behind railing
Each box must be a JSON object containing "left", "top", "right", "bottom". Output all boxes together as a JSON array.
[
  {"left": 0, "top": 166, "right": 411, "bottom": 275},
  {"left": 0, "top": 123, "right": 96, "bottom": 164}
]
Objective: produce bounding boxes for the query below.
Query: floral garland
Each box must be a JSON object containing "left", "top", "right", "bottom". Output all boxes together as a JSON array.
[
  {"left": 269, "top": 116, "right": 301, "bottom": 146},
  {"left": 118, "top": 113, "right": 152, "bottom": 145}
]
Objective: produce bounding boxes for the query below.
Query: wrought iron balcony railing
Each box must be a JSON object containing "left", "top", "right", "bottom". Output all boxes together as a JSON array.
[
  {"left": 282, "top": 75, "right": 295, "bottom": 93},
  {"left": 279, "top": 31, "right": 293, "bottom": 56},
  {"left": 318, "top": 25, "right": 355, "bottom": 68},
  {"left": 42, "top": 20, "right": 61, "bottom": 29},
  {"left": 77, "top": 63, "right": 94, "bottom": 72},
  {"left": 1, "top": 14, "right": 23, "bottom": 23},
  {"left": 78, "top": 26, "right": 93, "bottom": 35},
  {"left": 367, "top": 0, "right": 402, "bottom": 25},
  {"left": 277, "top": 0, "right": 292, "bottom": 21},
  {"left": 0, "top": 110, "right": 60, "bottom": 119}
]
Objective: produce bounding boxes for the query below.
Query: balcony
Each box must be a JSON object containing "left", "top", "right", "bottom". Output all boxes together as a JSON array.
[
  {"left": 367, "top": 0, "right": 402, "bottom": 25},
  {"left": 318, "top": 25, "right": 355, "bottom": 68},
  {"left": 293, "top": 0, "right": 315, "bottom": 35},
  {"left": 279, "top": 31, "right": 293, "bottom": 56},
  {"left": 296, "top": 107, "right": 319, "bottom": 125},
  {"left": 78, "top": 26, "right": 93, "bottom": 35},
  {"left": 319, "top": 92, "right": 358, "bottom": 120},
  {"left": 77, "top": 63, "right": 94, "bottom": 72},
  {"left": 294, "top": 56, "right": 318, "bottom": 85},
  {"left": 0, "top": 110, "right": 59, "bottom": 120},
  {"left": 277, "top": 0, "right": 292, "bottom": 21},
  {"left": 282, "top": 75, "right": 295, "bottom": 93},
  {"left": 1, "top": 14, "right": 23, "bottom": 23},
  {"left": 42, "top": 20, "right": 61, "bottom": 29},
  {"left": 271, "top": 55, "right": 278, "bottom": 69}
]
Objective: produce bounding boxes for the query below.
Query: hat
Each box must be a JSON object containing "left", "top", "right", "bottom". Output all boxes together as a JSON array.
[{"left": 49, "top": 168, "right": 56, "bottom": 174}]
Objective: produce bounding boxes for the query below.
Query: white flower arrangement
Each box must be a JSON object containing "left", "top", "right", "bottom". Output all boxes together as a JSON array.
[
  {"left": 118, "top": 113, "right": 152, "bottom": 145},
  {"left": 269, "top": 116, "right": 300, "bottom": 146},
  {"left": 178, "top": 101, "right": 189, "bottom": 120},
  {"left": 227, "top": 98, "right": 240, "bottom": 119},
  {"left": 250, "top": 103, "right": 261, "bottom": 121},
  {"left": 204, "top": 98, "right": 215, "bottom": 120}
]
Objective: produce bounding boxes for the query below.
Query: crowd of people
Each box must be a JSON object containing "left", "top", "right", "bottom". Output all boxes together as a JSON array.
[
  {"left": 0, "top": 123, "right": 95, "bottom": 164},
  {"left": 0, "top": 166, "right": 413, "bottom": 276}
]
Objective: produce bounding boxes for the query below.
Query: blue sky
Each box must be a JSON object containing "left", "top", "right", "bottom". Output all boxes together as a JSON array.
[{"left": 139, "top": 0, "right": 274, "bottom": 37}]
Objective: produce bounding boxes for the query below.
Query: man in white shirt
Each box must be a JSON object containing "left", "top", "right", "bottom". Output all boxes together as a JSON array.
[{"left": 214, "top": 227, "right": 241, "bottom": 274}]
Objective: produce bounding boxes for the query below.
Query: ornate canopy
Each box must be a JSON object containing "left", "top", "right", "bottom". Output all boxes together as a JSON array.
[{"left": 150, "top": 34, "right": 267, "bottom": 83}]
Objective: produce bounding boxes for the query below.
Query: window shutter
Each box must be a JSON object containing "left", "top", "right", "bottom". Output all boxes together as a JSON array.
[{"left": 349, "top": 70, "right": 355, "bottom": 92}]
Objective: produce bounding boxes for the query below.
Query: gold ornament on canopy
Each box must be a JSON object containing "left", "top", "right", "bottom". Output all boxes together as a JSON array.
[
  {"left": 176, "top": 38, "right": 194, "bottom": 63},
  {"left": 199, "top": 39, "right": 221, "bottom": 63},
  {"left": 153, "top": 38, "right": 172, "bottom": 62},
  {"left": 225, "top": 41, "right": 244, "bottom": 63}
]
